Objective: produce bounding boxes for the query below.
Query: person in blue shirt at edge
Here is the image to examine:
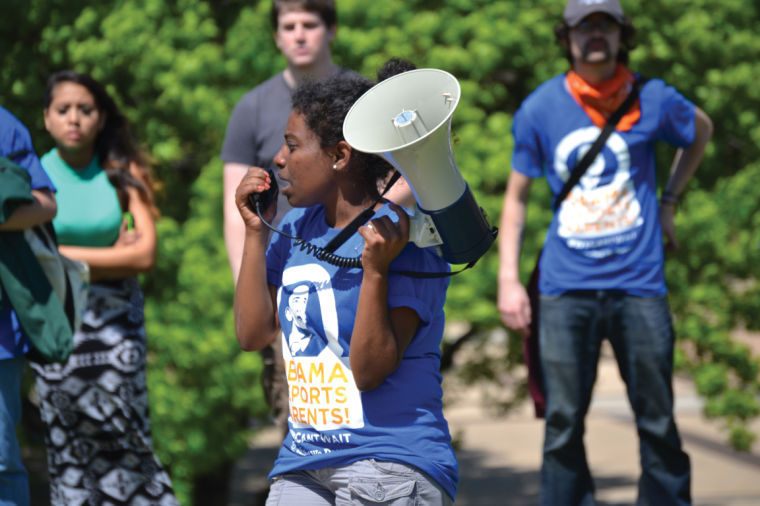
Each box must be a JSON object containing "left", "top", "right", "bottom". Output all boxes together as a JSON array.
[
  {"left": 0, "top": 106, "right": 58, "bottom": 506},
  {"left": 233, "top": 71, "right": 458, "bottom": 504},
  {"left": 497, "top": 0, "right": 713, "bottom": 505}
]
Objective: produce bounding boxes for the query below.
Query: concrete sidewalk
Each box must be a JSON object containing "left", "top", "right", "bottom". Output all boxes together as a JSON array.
[
  {"left": 228, "top": 341, "right": 760, "bottom": 505},
  {"left": 445, "top": 341, "right": 760, "bottom": 505}
]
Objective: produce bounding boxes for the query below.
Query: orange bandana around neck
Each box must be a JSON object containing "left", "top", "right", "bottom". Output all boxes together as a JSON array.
[{"left": 566, "top": 64, "right": 641, "bottom": 132}]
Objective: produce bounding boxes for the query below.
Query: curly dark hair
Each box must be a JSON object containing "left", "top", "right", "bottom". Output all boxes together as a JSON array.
[
  {"left": 291, "top": 75, "right": 392, "bottom": 200},
  {"left": 44, "top": 70, "right": 157, "bottom": 216},
  {"left": 554, "top": 16, "right": 637, "bottom": 65},
  {"left": 376, "top": 57, "right": 417, "bottom": 82}
]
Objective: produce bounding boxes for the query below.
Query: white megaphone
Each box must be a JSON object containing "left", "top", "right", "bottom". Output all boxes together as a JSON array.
[{"left": 343, "top": 68, "right": 497, "bottom": 265}]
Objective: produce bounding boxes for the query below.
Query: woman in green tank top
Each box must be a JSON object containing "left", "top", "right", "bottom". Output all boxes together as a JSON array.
[{"left": 30, "top": 70, "right": 179, "bottom": 506}]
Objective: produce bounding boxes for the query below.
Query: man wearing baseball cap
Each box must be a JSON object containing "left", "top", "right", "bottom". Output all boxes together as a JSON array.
[
  {"left": 498, "top": 0, "right": 713, "bottom": 504},
  {"left": 563, "top": 0, "right": 625, "bottom": 27}
]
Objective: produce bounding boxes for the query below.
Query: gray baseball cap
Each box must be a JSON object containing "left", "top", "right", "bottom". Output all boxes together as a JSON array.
[{"left": 563, "top": 0, "right": 625, "bottom": 27}]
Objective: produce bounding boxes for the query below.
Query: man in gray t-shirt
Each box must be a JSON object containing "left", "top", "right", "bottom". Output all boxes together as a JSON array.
[
  {"left": 222, "top": 71, "right": 293, "bottom": 234},
  {"left": 222, "top": 1, "right": 345, "bottom": 280},
  {"left": 221, "top": 0, "right": 345, "bottom": 436}
]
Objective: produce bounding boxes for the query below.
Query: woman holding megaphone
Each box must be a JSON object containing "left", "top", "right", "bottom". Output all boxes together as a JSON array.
[{"left": 233, "top": 71, "right": 458, "bottom": 505}]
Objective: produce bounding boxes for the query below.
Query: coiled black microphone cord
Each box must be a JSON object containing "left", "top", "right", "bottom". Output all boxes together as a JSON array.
[
  {"left": 249, "top": 174, "right": 475, "bottom": 278},
  {"left": 254, "top": 200, "right": 363, "bottom": 269}
]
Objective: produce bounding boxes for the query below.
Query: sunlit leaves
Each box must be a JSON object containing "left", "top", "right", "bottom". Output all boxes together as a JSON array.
[{"left": 3, "top": 1, "right": 758, "bottom": 498}]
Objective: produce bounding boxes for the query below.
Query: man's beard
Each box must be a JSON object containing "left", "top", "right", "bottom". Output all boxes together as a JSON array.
[{"left": 581, "top": 38, "right": 613, "bottom": 63}]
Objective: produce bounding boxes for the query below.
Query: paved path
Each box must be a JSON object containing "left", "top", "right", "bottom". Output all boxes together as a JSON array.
[
  {"left": 229, "top": 341, "right": 760, "bottom": 505},
  {"left": 445, "top": 342, "right": 760, "bottom": 505}
]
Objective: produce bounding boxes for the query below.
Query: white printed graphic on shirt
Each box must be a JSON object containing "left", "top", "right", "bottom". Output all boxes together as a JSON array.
[
  {"left": 285, "top": 284, "right": 311, "bottom": 354},
  {"left": 554, "top": 126, "right": 643, "bottom": 258},
  {"left": 279, "top": 263, "right": 364, "bottom": 431}
]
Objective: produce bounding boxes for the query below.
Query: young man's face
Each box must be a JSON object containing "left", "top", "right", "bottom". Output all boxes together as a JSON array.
[
  {"left": 567, "top": 13, "right": 621, "bottom": 65},
  {"left": 274, "top": 8, "right": 336, "bottom": 69}
]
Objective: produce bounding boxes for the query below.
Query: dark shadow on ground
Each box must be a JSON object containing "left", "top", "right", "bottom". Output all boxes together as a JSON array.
[
  {"left": 22, "top": 442, "right": 50, "bottom": 506},
  {"left": 227, "top": 445, "right": 279, "bottom": 506},
  {"left": 454, "top": 447, "right": 637, "bottom": 506},
  {"left": 20, "top": 391, "right": 51, "bottom": 506}
]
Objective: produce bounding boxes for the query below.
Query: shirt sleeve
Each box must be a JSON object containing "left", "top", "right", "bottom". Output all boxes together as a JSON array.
[
  {"left": 266, "top": 211, "right": 301, "bottom": 288},
  {"left": 221, "top": 93, "right": 258, "bottom": 165},
  {"left": 656, "top": 83, "right": 696, "bottom": 148},
  {"left": 387, "top": 247, "right": 449, "bottom": 326},
  {"left": 266, "top": 236, "right": 286, "bottom": 289},
  {"left": 510, "top": 105, "right": 545, "bottom": 179},
  {"left": 1, "top": 114, "right": 55, "bottom": 192}
]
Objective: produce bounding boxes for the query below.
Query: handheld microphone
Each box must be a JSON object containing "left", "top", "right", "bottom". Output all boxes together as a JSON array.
[{"left": 247, "top": 167, "right": 279, "bottom": 213}]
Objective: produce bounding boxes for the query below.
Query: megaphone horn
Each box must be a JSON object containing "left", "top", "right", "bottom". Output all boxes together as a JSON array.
[{"left": 343, "top": 68, "right": 497, "bottom": 265}]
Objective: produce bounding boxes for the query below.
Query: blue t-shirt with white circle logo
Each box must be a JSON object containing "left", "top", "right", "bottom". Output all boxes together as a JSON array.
[{"left": 511, "top": 74, "right": 696, "bottom": 296}]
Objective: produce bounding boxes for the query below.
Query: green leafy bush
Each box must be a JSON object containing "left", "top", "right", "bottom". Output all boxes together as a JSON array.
[{"left": 2, "top": 0, "right": 758, "bottom": 502}]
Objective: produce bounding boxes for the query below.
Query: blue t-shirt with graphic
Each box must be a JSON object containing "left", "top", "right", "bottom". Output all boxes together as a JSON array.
[
  {"left": 265, "top": 204, "right": 458, "bottom": 499},
  {"left": 0, "top": 106, "right": 56, "bottom": 360},
  {"left": 512, "top": 75, "right": 696, "bottom": 296}
]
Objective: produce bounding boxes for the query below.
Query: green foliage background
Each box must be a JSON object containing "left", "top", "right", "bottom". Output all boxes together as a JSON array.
[{"left": 2, "top": 0, "right": 758, "bottom": 503}]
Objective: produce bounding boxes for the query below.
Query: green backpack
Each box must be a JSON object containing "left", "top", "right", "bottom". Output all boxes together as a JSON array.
[{"left": 0, "top": 151, "right": 83, "bottom": 363}]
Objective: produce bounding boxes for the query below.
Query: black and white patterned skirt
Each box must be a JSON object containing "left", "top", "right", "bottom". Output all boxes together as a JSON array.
[{"left": 31, "top": 277, "right": 178, "bottom": 506}]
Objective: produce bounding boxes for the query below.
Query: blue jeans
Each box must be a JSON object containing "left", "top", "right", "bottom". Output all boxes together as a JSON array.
[
  {"left": 539, "top": 292, "right": 691, "bottom": 506},
  {"left": 0, "top": 356, "right": 29, "bottom": 506},
  {"left": 267, "top": 459, "right": 453, "bottom": 505}
]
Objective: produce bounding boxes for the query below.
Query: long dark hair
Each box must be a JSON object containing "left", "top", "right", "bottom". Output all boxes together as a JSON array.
[
  {"left": 44, "top": 70, "right": 157, "bottom": 216},
  {"left": 291, "top": 75, "right": 392, "bottom": 200}
]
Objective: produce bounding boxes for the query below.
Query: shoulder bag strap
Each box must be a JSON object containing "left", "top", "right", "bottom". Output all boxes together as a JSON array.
[
  {"left": 552, "top": 77, "right": 647, "bottom": 212},
  {"left": 322, "top": 170, "right": 402, "bottom": 254}
]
